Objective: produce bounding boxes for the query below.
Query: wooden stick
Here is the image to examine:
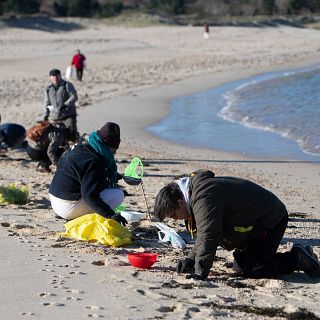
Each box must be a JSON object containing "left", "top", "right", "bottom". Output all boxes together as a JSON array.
[{"left": 140, "top": 181, "right": 152, "bottom": 222}]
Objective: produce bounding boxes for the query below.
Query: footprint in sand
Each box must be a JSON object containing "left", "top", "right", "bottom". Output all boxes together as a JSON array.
[
  {"left": 38, "top": 258, "right": 53, "bottom": 262},
  {"left": 20, "top": 239, "right": 33, "bottom": 244},
  {"left": 86, "top": 306, "right": 104, "bottom": 310},
  {"left": 40, "top": 254, "right": 56, "bottom": 258},
  {"left": 66, "top": 289, "right": 84, "bottom": 294},
  {"left": 8, "top": 231, "right": 19, "bottom": 236},
  {"left": 65, "top": 296, "right": 82, "bottom": 301},
  {"left": 50, "top": 279, "right": 65, "bottom": 285},
  {"left": 0, "top": 222, "right": 10, "bottom": 227},
  {"left": 53, "top": 285, "right": 69, "bottom": 290},
  {"left": 30, "top": 244, "right": 42, "bottom": 248},
  {"left": 39, "top": 292, "right": 57, "bottom": 297},
  {"left": 69, "top": 271, "right": 86, "bottom": 275},
  {"left": 129, "top": 306, "right": 140, "bottom": 310},
  {"left": 20, "top": 312, "right": 35, "bottom": 316},
  {"left": 41, "top": 269, "right": 55, "bottom": 273},
  {"left": 42, "top": 302, "right": 65, "bottom": 307},
  {"left": 136, "top": 289, "right": 145, "bottom": 295},
  {"left": 156, "top": 305, "right": 176, "bottom": 313},
  {"left": 183, "top": 306, "right": 201, "bottom": 318},
  {"left": 53, "top": 274, "right": 70, "bottom": 279},
  {"left": 13, "top": 223, "right": 34, "bottom": 230},
  {"left": 57, "top": 264, "right": 80, "bottom": 268}
]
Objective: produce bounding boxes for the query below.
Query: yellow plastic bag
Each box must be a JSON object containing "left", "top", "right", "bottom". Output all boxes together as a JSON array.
[
  {"left": 61, "top": 213, "right": 132, "bottom": 247},
  {"left": 0, "top": 184, "right": 28, "bottom": 205}
]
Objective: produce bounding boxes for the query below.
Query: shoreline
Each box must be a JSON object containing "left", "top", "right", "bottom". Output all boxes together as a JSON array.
[
  {"left": 78, "top": 57, "right": 320, "bottom": 163},
  {"left": 146, "top": 62, "right": 320, "bottom": 162}
]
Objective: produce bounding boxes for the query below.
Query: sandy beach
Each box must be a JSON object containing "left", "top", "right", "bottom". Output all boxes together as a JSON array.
[{"left": 1, "top": 18, "right": 320, "bottom": 319}]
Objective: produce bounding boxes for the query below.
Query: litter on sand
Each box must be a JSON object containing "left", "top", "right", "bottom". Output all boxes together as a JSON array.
[{"left": 61, "top": 213, "right": 132, "bottom": 247}]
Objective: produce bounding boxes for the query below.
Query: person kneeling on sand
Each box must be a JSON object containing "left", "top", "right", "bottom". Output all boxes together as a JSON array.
[
  {"left": 154, "top": 170, "right": 320, "bottom": 280},
  {"left": 49, "top": 122, "right": 127, "bottom": 226},
  {"left": 27, "top": 121, "right": 68, "bottom": 173},
  {"left": 0, "top": 118, "right": 26, "bottom": 152}
]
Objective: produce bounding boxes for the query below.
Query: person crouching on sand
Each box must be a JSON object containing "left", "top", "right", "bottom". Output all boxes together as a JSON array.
[
  {"left": 0, "top": 116, "right": 26, "bottom": 152},
  {"left": 26, "top": 122, "right": 68, "bottom": 173},
  {"left": 154, "top": 170, "right": 320, "bottom": 280},
  {"left": 49, "top": 122, "right": 127, "bottom": 226}
]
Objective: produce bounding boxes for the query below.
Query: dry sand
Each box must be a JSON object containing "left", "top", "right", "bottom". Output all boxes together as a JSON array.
[{"left": 1, "top": 18, "right": 320, "bottom": 319}]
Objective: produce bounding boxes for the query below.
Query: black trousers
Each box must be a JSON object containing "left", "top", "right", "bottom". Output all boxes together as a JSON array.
[
  {"left": 27, "top": 145, "right": 65, "bottom": 168},
  {"left": 60, "top": 116, "right": 78, "bottom": 142},
  {"left": 27, "top": 145, "right": 51, "bottom": 167},
  {"left": 76, "top": 68, "right": 83, "bottom": 81},
  {"left": 234, "top": 212, "right": 296, "bottom": 278}
]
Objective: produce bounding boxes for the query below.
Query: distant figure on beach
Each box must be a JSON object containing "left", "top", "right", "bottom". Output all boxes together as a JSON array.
[
  {"left": 26, "top": 121, "right": 68, "bottom": 173},
  {"left": 154, "top": 170, "right": 320, "bottom": 279},
  {"left": 49, "top": 122, "right": 127, "bottom": 226},
  {"left": 0, "top": 119, "right": 26, "bottom": 151},
  {"left": 71, "top": 49, "right": 86, "bottom": 81},
  {"left": 203, "top": 22, "right": 210, "bottom": 39},
  {"left": 43, "top": 68, "right": 79, "bottom": 142}
]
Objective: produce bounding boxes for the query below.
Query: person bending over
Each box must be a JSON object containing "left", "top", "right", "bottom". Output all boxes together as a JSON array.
[
  {"left": 27, "top": 122, "right": 68, "bottom": 173},
  {"left": 49, "top": 122, "right": 127, "bottom": 226},
  {"left": 154, "top": 170, "right": 320, "bottom": 279},
  {"left": 0, "top": 122, "right": 26, "bottom": 151}
]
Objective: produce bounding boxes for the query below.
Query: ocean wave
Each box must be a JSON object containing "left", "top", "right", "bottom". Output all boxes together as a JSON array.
[{"left": 218, "top": 64, "right": 320, "bottom": 157}]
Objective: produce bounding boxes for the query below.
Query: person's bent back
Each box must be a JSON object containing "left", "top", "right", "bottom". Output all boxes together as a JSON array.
[
  {"left": 0, "top": 123, "right": 26, "bottom": 150},
  {"left": 48, "top": 122, "right": 127, "bottom": 226}
]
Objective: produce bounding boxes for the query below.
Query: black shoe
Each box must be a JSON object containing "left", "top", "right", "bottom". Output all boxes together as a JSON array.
[
  {"left": 37, "top": 165, "right": 51, "bottom": 173},
  {"left": 291, "top": 244, "right": 320, "bottom": 278}
]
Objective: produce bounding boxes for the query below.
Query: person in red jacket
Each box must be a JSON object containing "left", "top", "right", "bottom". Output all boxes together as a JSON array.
[{"left": 71, "top": 49, "right": 86, "bottom": 81}]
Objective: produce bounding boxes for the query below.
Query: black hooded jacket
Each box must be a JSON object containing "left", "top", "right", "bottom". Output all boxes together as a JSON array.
[
  {"left": 49, "top": 143, "right": 115, "bottom": 217},
  {"left": 186, "top": 170, "right": 287, "bottom": 277}
]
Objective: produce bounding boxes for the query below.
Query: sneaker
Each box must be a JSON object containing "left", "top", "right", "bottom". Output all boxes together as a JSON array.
[
  {"left": 291, "top": 244, "right": 320, "bottom": 278},
  {"left": 37, "top": 165, "right": 51, "bottom": 173}
]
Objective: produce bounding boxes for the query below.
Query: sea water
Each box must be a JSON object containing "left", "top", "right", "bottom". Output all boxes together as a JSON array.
[{"left": 147, "top": 64, "right": 320, "bottom": 162}]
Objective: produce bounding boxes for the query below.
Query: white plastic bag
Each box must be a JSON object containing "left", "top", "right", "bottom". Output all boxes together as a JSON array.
[
  {"left": 156, "top": 222, "right": 186, "bottom": 249},
  {"left": 65, "top": 66, "right": 73, "bottom": 80}
]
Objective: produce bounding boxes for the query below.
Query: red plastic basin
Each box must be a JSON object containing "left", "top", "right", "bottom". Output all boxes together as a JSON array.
[{"left": 127, "top": 252, "right": 158, "bottom": 269}]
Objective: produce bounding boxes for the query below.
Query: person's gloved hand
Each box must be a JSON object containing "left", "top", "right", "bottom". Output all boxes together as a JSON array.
[
  {"left": 176, "top": 258, "right": 195, "bottom": 273},
  {"left": 185, "top": 273, "right": 206, "bottom": 280},
  {"left": 116, "top": 173, "right": 123, "bottom": 182},
  {"left": 112, "top": 214, "right": 128, "bottom": 226}
]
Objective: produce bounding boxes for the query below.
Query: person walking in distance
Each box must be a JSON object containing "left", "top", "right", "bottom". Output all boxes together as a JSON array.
[{"left": 71, "top": 49, "right": 86, "bottom": 81}]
